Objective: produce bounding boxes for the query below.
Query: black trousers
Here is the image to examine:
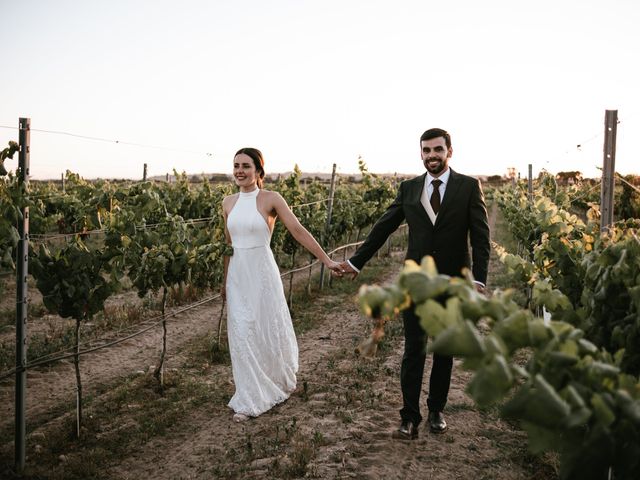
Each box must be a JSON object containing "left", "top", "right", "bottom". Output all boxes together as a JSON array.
[{"left": 399, "top": 306, "right": 453, "bottom": 425}]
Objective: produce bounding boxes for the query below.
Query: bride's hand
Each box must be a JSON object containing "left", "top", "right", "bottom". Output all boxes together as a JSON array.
[{"left": 326, "top": 260, "right": 346, "bottom": 278}]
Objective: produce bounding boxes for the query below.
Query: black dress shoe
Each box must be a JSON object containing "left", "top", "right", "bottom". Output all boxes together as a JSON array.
[
  {"left": 428, "top": 411, "right": 447, "bottom": 433},
  {"left": 391, "top": 420, "right": 419, "bottom": 440}
]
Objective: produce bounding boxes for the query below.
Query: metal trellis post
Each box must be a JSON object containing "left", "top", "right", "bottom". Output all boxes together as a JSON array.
[
  {"left": 600, "top": 110, "right": 617, "bottom": 231},
  {"left": 15, "top": 117, "right": 30, "bottom": 473}
]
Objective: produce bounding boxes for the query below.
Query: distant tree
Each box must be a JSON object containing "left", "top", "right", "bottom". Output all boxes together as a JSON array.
[
  {"left": 209, "top": 174, "right": 229, "bottom": 183},
  {"left": 556, "top": 171, "right": 582, "bottom": 185},
  {"left": 626, "top": 174, "right": 640, "bottom": 186}
]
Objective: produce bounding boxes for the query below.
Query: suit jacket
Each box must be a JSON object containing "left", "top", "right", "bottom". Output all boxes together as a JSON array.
[{"left": 349, "top": 168, "right": 491, "bottom": 284}]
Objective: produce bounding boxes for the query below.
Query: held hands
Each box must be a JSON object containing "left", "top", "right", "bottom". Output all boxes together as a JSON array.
[
  {"left": 330, "top": 260, "right": 358, "bottom": 280},
  {"left": 325, "top": 260, "right": 344, "bottom": 277}
]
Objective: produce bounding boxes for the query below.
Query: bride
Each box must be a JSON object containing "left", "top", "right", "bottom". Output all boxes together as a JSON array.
[{"left": 221, "top": 147, "right": 342, "bottom": 422}]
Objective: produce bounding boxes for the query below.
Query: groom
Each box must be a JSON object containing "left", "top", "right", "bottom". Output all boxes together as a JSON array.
[{"left": 339, "top": 128, "right": 490, "bottom": 439}]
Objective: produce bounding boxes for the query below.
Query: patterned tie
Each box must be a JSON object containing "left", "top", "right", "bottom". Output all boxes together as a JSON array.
[{"left": 430, "top": 179, "right": 442, "bottom": 214}]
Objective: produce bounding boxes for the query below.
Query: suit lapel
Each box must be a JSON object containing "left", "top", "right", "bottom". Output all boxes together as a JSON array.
[
  {"left": 409, "top": 173, "right": 437, "bottom": 226},
  {"left": 411, "top": 174, "right": 427, "bottom": 209}
]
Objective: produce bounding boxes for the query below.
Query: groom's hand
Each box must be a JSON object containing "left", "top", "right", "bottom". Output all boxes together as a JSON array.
[{"left": 337, "top": 261, "right": 358, "bottom": 280}]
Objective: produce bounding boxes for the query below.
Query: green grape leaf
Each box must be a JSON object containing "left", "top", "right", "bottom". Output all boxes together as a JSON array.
[{"left": 466, "top": 354, "right": 514, "bottom": 406}]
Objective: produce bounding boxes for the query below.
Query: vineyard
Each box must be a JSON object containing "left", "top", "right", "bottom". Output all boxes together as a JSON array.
[{"left": 1, "top": 140, "right": 640, "bottom": 479}]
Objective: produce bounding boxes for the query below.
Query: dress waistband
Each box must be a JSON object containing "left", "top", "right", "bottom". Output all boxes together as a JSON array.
[{"left": 232, "top": 244, "right": 268, "bottom": 250}]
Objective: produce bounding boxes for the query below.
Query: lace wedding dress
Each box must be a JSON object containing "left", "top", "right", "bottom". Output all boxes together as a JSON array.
[{"left": 225, "top": 187, "right": 298, "bottom": 417}]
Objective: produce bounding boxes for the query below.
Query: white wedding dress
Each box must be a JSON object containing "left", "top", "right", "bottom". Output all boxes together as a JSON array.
[{"left": 225, "top": 187, "right": 298, "bottom": 417}]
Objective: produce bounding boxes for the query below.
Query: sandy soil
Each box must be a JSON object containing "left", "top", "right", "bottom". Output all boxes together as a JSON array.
[{"left": 104, "top": 267, "right": 543, "bottom": 480}]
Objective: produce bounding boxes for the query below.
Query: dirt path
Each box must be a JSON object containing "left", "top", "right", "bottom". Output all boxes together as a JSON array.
[{"left": 104, "top": 263, "right": 541, "bottom": 480}]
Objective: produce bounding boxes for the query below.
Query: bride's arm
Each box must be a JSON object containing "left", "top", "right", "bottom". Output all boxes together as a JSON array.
[{"left": 270, "top": 192, "right": 338, "bottom": 269}]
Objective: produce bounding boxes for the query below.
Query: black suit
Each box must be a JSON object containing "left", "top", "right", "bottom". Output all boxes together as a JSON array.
[{"left": 349, "top": 168, "right": 490, "bottom": 425}]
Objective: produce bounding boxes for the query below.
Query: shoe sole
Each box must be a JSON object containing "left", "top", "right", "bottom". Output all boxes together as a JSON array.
[{"left": 429, "top": 426, "right": 447, "bottom": 434}]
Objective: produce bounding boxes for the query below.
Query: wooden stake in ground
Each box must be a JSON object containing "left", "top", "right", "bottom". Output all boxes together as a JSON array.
[
  {"left": 154, "top": 287, "right": 169, "bottom": 386},
  {"left": 73, "top": 318, "right": 83, "bottom": 438},
  {"left": 217, "top": 297, "right": 226, "bottom": 345},
  {"left": 319, "top": 164, "right": 337, "bottom": 289}
]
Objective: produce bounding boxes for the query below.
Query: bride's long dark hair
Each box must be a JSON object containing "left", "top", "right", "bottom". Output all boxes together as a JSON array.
[{"left": 235, "top": 147, "right": 265, "bottom": 188}]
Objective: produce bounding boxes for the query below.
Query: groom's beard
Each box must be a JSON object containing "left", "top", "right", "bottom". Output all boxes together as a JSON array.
[{"left": 425, "top": 158, "right": 446, "bottom": 175}]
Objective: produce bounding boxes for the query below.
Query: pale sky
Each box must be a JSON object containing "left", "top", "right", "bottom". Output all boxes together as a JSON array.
[{"left": 1, "top": 0, "right": 639, "bottom": 180}]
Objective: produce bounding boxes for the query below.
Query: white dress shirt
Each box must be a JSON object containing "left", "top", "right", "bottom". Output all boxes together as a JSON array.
[{"left": 420, "top": 169, "right": 450, "bottom": 224}]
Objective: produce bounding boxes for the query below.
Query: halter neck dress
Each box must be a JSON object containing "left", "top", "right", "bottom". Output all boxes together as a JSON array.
[{"left": 225, "top": 188, "right": 298, "bottom": 416}]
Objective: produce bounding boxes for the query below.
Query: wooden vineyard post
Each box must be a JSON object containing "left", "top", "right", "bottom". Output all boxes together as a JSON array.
[
  {"left": 306, "top": 256, "right": 313, "bottom": 295},
  {"left": 525, "top": 163, "right": 537, "bottom": 314},
  {"left": 288, "top": 252, "right": 295, "bottom": 309},
  {"left": 319, "top": 164, "right": 337, "bottom": 290}
]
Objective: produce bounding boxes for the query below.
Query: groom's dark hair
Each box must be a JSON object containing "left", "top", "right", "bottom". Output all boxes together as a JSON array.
[{"left": 420, "top": 128, "right": 451, "bottom": 149}]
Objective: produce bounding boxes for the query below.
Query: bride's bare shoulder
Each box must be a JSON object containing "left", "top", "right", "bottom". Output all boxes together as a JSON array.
[
  {"left": 259, "top": 189, "right": 285, "bottom": 204},
  {"left": 222, "top": 192, "right": 239, "bottom": 203},
  {"left": 222, "top": 193, "right": 239, "bottom": 212}
]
